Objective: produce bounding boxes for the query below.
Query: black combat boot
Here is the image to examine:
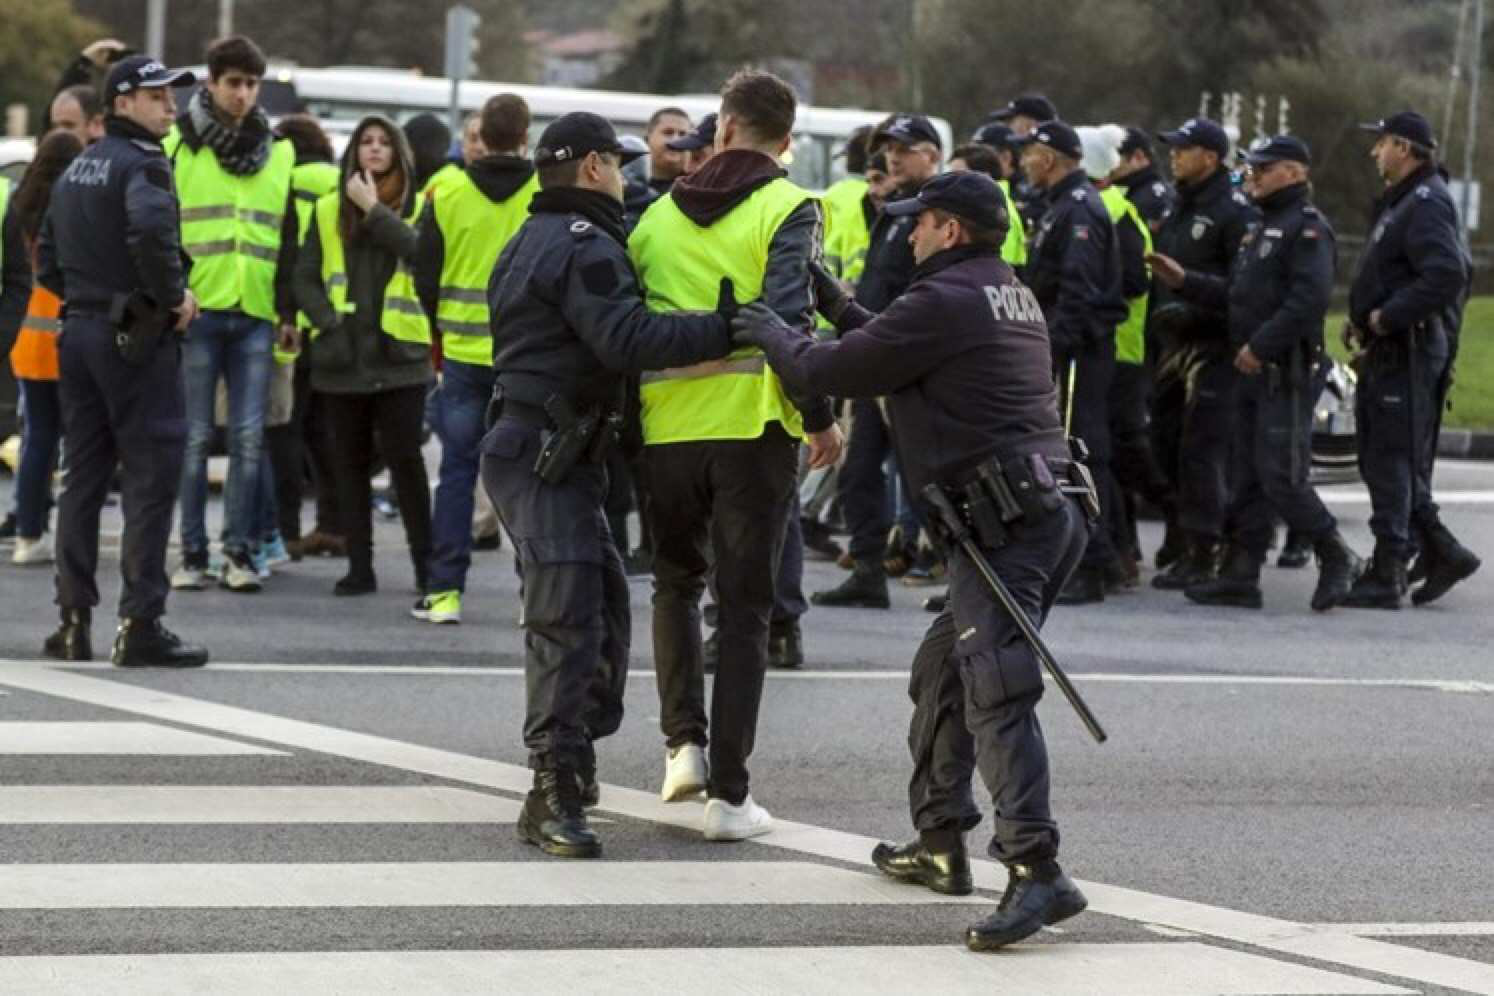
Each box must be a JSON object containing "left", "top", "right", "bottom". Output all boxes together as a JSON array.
[
  {"left": 1310, "top": 530, "right": 1363, "bottom": 612},
  {"left": 1184, "top": 545, "right": 1263, "bottom": 609},
  {"left": 1277, "top": 530, "right": 1313, "bottom": 568},
  {"left": 872, "top": 832, "right": 973, "bottom": 896},
  {"left": 111, "top": 618, "right": 209, "bottom": 668},
  {"left": 811, "top": 563, "right": 890, "bottom": 609},
  {"left": 923, "top": 591, "right": 947, "bottom": 613},
  {"left": 43, "top": 608, "right": 93, "bottom": 662},
  {"left": 1151, "top": 536, "right": 1219, "bottom": 590},
  {"left": 1340, "top": 548, "right": 1407, "bottom": 610},
  {"left": 702, "top": 628, "right": 719, "bottom": 674},
  {"left": 1411, "top": 522, "right": 1481, "bottom": 606},
  {"left": 1154, "top": 518, "right": 1185, "bottom": 570},
  {"left": 1055, "top": 565, "right": 1105, "bottom": 605},
  {"left": 768, "top": 620, "right": 804, "bottom": 669},
  {"left": 966, "top": 859, "right": 1089, "bottom": 951},
  {"left": 519, "top": 764, "right": 601, "bottom": 858},
  {"left": 577, "top": 744, "right": 600, "bottom": 809}
]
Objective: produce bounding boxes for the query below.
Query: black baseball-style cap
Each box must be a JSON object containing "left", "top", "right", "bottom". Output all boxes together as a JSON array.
[
  {"left": 1118, "top": 126, "right": 1153, "bottom": 158},
  {"left": 1358, "top": 111, "right": 1437, "bottom": 150},
  {"left": 667, "top": 112, "right": 717, "bottom": 151},
  {"left": 884, "top": 170, "right": 1010, "bottom": 232},
  {"left": 1014, "top": 120, "right": 1084, "bottom": 161},
  {"left": 880, "top": 114, "right": 943, "bottom": 150},
  {"left": 990, "top": 94, "right": 1057, "bottom": 123},
  {"left": 1246, "top": 134, "right": 1312, "bottom": 168},
  {"left": 535, "top": 112, "right": 642, "bottom": 166},
  {"left": 1159, "top": 118, "right": 1231, "bottom": 159},
  {"left": 970, "top": 121, "right": 1017, "bottom": 151},
  {"left": 104, "top": 56, "right": 196, "bottom": 99}
]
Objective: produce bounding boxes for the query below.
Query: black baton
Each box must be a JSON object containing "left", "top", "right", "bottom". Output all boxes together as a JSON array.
[{"left": 922, "top": 483, "right": 1108, "bottom": 744}]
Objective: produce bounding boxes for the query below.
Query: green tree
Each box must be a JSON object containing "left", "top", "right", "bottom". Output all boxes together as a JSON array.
[{"left": 0, "top": 0, "right": 106, "bottom": 131}]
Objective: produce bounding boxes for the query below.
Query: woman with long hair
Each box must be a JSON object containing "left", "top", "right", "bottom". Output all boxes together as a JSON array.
[
  {"left": 5, "top": 129, "right": 85, "bottom": 565},
  {"left": 293, "top": 115, "right": 433, "bottom": 596}
]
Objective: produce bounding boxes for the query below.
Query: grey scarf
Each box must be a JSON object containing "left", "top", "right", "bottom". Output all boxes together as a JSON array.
[{"left": 187, "top": 87, "right": 273, "bottom": 176}]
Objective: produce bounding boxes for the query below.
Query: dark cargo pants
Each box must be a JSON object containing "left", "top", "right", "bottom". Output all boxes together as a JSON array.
[{"left": 1228, "top": 371, "right": 1336, "bottom": 558}]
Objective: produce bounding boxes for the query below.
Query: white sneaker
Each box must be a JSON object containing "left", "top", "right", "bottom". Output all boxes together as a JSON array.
[
  {"left": 703, "top": 795, "right": 774, "bottom": 841},
  {"left": 660, "top": 744, "right": 708, "bottom": 802},
  {"left": 218, "top": 551, "right": 263, "bottom": 593},
  {"left": 11, "top": 536, "right": 53, "bottom": 565}
]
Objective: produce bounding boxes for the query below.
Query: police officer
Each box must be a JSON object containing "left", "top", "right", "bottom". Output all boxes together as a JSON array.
[
  {"left": 986, "top": 94, "right": 1059, "bottom": 230},
  {"left": 1343, "top": 111, "right": 1479, "bottom": 607},
  {"left": 1149, "top": 118, "right": 1258, "bottom": 587},
  {"left": 1017, "top": 121, "right": 1127, "bottom": 604},
  {"left": 732, "top": 170, "right": 1091, "bottom": 952},
  {"left": 481, "top": 112, "right": 736, "bottom": 858},
  {"left": 1148, "top": 136, "right": 1363, "bottom": 611},
  {"left": 36, "top": 56, "right": 207, "bottom": 668},
  {"left": 1111, "top": 127, "right": 1177, "bottom": 235}
]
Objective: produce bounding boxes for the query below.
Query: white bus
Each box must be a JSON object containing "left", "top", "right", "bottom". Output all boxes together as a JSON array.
[{"left": 253, "top": 66, "right": 954, "bottom": 191}]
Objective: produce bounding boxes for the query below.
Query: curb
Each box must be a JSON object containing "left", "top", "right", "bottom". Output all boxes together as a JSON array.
[{"left": 1437, "top": 428, "right": 1494, "bottom": 459}]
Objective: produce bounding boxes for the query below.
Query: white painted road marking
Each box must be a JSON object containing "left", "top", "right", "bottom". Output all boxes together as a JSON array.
[
  {"left": 0, "top": 861, "right": 982, "bottom": 909},
  {"left": 0, "top": 663, "right": 1488, "bottom": 995},
  {"left": 1320, "top": 488, "right": 1494, "bottom": 505},
  {"left": 0, "top": 944, "right": 1415, "bottom": 995},
  {"left": 0, "top": 786, "right": 519, "bottom": 824},
  {"left": 0, "top": 721, "right": 286, "bottom": 755}
]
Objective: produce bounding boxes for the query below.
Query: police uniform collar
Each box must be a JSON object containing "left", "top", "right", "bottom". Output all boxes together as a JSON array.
[
  {"left": 1046, "top": 167, "right": 1088, "bottom": 202},
  {"left": 1383, "top": 160, "right": 1439, "bottom": 210},
  {"left": 529, "top": 186, "right": 627, "bottom": 244},
  {"left": 1177, "top": 165, "right": 1232, "bottom": 207},
  {"left": 104, "top": 115, "right": 164, "bottom": 147},
  {"left": 911, "top": 243, "right": 997, "bottom": 284},
  {"left": 1119, "top": 164, "right": 1160, "bottom": 193},
  {"left": 1255, "top": 181, "right": 1310, "bottom": 215}
]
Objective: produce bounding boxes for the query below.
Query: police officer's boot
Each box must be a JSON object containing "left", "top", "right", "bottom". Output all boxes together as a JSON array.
[
  {"left": 1055, "top": 565, "right": 1105, "bottom": 605},
  {"left": 43, "top": 608, "right": 93, "bottom": 662},
  {"left": 1151, "top": 535, "right": 1219, "bottom": 590},
  {"left": 1277, "top": 530, "right": 1313, "bottom": 569},
  {"left": 811, "top": 563, "right": 891, "bottom": 609},
  {"left": 768, "top": 620, "right": 804, "bottom": 669},
  {"left": 111, "top": 618, "right": 209, "bottom": 668},
  {"left": 519, "top": 763, "right": 601, "bottom": 858},
  {"left": 872, "top": 831, "right": 973, "bottom": 896},
  {"left": 965, "top": 859, "right": 1088, "bottom": 952},
  {"left": 1184, "top": 545, "right": 1263, "bottom": 609},
  {"left": 1310, "top": 530, "right": 1363, "bottom": 612},
  {"left": 1340, "top": 548, "right": 1408, "bottom": 610},
  {"left": 1154, "top": 518, "right": 1186, "bottom": 570},
  {"left": 577, "top": 744, "right": 600, "bottom": 809},
  {"left": 1411, "top": 523, "right": 1481, "bottom": 606}
]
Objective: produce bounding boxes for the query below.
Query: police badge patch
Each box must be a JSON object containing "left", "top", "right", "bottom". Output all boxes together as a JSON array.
[
  {"left": 1258, "top": 240, "right": 1274, "bottom": 259},
  {"left": 1191, "top": 218, "right": 1208, "bottom": 240}
]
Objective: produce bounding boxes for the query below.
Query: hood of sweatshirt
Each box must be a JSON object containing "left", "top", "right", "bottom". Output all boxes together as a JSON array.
[
  {"left": 669, "top": 149, "right": 785, "bottom": 227},
  {"left": 466, "top": 154, "right": 536, "bottom": 202}
]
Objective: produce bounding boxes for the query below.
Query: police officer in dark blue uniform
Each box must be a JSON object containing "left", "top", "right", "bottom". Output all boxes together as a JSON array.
[
  {"left": 1016, "top": 121, "right": 1128, "bottom": 604},
  {"left": 986, "top": 93, "right": 1059, "bottom": 232},
  {"left": 1148, "top": 136, "right": 1363, "bottom": 611},
  {"left": 1113, "top": 127, "right": 1177, "bottom": 235},
  {"left": 732, "top": 171, "right": 1093, "bottom": 952},
  {"left": 1149, "top": 118, "right": 1259, "bottom": 587},
  {"left": 37, "top": 56, "right": 208, "bottom": 668},
  {"left": 1343, "top": 111, "right": 1479, "bottom": 608},
  {"left": 481, "top": 112, "right": 736, "bottom": 858}
]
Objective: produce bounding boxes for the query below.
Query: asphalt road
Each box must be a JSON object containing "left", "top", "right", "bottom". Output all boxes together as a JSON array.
[{"left": 0, "top": 459, "right": 1490, "bottom": 994}]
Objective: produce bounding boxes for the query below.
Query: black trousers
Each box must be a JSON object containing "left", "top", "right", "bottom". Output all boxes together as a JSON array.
[
  {"left": 1152, "top": 344, "right": 1236, "bottom": 540},
  {"left": 1056, "top": 338, "right": 1116, "bottom": 570},
  {"left": 55, "top": 316, "right": 186, "bottom": 620},
  {"left": 1356, "top": 330, "right": 1450, "bottom": 559},
  {"left": 481, "top": 417, "right": 628, "bottom": 770},
  {"left": 906, "top": 497, "right": 1087, "bottom": 864},
  {"left": 1227, "top": 372, "right": 1336, "bottom": 558},
  {"left": 840, "top": 398, "right": 892, "bottom": 562},
  {"left": 1109, "top": 360, "right": 1171, "bottom": 554},
  {"left": 265, "top": 357, "right": 340, "bottom": 542},
  {"left": 646, "top": 423, "right": 799, "bottom": 805},
  {"left": 321, "top": 385, "right": 432, "bottom": 579}
]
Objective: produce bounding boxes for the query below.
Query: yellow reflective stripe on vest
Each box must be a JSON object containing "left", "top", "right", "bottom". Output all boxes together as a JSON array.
[
  {"left": 1100, "top": 185, "right": 1151, "bottom": 365},
  {"left": 628, "top": 177, "right": 815, "bottom": 445},
  {"left": 313, "top": 192, "right": 430, "bottom": 345}
]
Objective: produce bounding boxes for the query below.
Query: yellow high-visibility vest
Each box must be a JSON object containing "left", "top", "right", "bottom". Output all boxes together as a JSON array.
[
  {"left": 278, "top": 160, "right": 341, "bottom": 362},
  {"left": 997, "top": 178, "right": 1028, "bottom": 267},
  {"left": 1100, "top": 184, "right": 1152, "bottom": 365},
  {"left": 312, "top": 192, "right": 429, "bottom": 346}
]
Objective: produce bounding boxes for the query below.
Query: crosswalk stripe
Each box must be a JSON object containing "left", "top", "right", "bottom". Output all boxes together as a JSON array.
[
  {"left": 0, "top": 786, "right": 519, "bottom": 824},
  {"left": 0, "top": 861, "right": 982, "bottom": 909},
  {"left": 0, "top": 722, "right": 286, "bottom": 755},
  {"left": 0, "top": 944, "right": 1415, "bottom": 994}
]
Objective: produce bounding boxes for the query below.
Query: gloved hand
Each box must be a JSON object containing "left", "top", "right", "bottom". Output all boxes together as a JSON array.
[
  {"left": 730, "top": 301, "right": 791, "bottom": 349},
  {"left": 809, "top": 260, "right": 850, "bottom": 323},
  {"left": 715, "top": 277, "right": 739, "bottom": 325}
]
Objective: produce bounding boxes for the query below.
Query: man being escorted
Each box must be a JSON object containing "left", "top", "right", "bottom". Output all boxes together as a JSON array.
[
  {"left": 1150, "top": 136, "right": 1362, "bottom": 611},
  {"left": 37, "top": 56, "right": 208, "bottom": 667},
  {"left": 482, "top": 113, "right": 736, "bottom": 858},
  {"left": 1343, "top": 112, "right": 1479, "bottom": 607},
  {"left": 732, "top": 170, "right": 1091, "bottom": 950}
]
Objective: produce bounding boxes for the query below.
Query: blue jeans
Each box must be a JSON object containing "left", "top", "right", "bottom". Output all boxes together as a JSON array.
[
  {"left": 15, "top": 379, "right": 62, "bottom": 539},
  {"left": 427, "top": 359, "right": 495, "bottom": 592},
  {"left": 178, "top": 310, "right": 273, "bottom": 557}
]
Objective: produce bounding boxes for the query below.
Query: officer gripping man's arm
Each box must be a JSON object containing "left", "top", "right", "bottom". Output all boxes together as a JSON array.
[{"left": 733, "top": 170, "right": 1099, "bottom": 954}]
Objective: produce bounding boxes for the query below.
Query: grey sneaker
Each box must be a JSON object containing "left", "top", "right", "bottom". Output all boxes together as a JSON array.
[
  {"left": 218, "top": 550, "right": 263, "bottom": 593},
  {"left": 171, "top": 551, "right": 211, "bottom": 591}
]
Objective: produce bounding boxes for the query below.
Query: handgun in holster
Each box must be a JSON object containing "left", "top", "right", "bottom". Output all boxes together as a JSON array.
[
  {"left": 1065, "top": 436, "right": 1103, "bottom": 524},
  {"left": 533, "top": 395, "right": 601, "bottom": 485},
  {"left": 108, "top": 290, "right": 171, "bottom": 366}
]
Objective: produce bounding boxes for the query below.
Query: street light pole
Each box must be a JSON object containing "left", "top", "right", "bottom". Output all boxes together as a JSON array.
[
  {"left": 1462, "top": 0, "right": 1484, "bottom": 238},
  {"left": 146, "top": 0, "right": 167, "bottom": 58},
  {"left": 219, "top": 0, "right": 235, "bottom": 37}
]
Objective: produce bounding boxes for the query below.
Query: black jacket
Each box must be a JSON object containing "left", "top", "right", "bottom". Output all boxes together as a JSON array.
[
  {"left": 1023, "top": 169, "right": 1128, "bottom": 354},
  {"left": 855, "top": 181, "right": 921, "bottom": 312},
  {"left": 1149, "top": 167, "right": 1258, "bottom": 349},
  {"left": 0, "top": 200, "right": 30, "bottom": 354},
  {"left": 1348, "top": 162, "right": 1472, "bottom": 338},
  {"left": 38, "top": 116, "right": 188, "bottom": 313},
  {"left": 1117, "top": 164, "right": 1177, "bottom": 235},
  {"left": 751, "top": 246, "right": 1067, "bottom": 498},
  {"left": 1178, "top": 183, "right": 1335, "bottom": 362},
  {"left": 488, "top": 188, "right": 733, "bottom": 413}
]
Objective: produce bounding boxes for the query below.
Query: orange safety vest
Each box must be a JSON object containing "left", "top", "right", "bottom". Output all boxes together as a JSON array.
[{"left": 9, "top": 245, "right": 60, "bottom": 381}]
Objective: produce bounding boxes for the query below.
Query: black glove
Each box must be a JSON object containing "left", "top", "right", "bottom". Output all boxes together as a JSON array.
[
  {"left": 715, "top": 277, "right": 738, "bottom": 324},
  {"left": 809, "top": 260, "right": 850, "bottom": 324},
  {"left": 730, "top": 301, "right": 791, "bottom": 349}
]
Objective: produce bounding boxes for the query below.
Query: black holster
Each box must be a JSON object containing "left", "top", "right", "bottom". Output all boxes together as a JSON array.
[
  {"left": 108, "top": 290, "right": 171, "bottom": 366},
  {"left": 533, "top": 395, "right": 603, "bottom": 485}
]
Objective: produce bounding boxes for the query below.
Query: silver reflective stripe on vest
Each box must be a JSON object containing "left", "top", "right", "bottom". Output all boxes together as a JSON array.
[
  {"left": 385, "top": 297, "right": 425, "bottom": 316},
  {"left": 640, "top": 356, "right": 766, "bottom": 385},
  {"left": 440, "top": 319, "right": 488, "bottom": 336},
  {"left": 180, "top": 205, "right": 234, "bottom": 222},
  {"left": 240, "top": 208, "right": 283, "bottom": 228},
  {"left": 294, "top": 189, "right": 321, "bottom": 203},
  {"left": 184, "top": 239, "right": 234, "bottom": 258},
  {"left": 241, "top": 243, "right": 278, "bottom": 263},
  {"left": 22, "top": 316, "right": 61, "bottom": 333},
  {"left": 328, "top": 273, "right": 349, "bottom": 290},
  {"left": 438, "top": 286, "right": 488, "bottom": 305}
]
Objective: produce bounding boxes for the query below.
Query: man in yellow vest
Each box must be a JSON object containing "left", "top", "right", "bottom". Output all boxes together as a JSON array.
[
  {"left": 629, "top": 70, "right": 843, "bottom": 841},
  {"left": 163, "top": 35, "right": 297, "bottom": 594},
  {"left": 412, "top": 94, "right": 539, "bottom": 625}
]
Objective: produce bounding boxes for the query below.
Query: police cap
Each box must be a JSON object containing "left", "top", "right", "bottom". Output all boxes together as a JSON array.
[
  {"left": 667, "top": 112, "right": 717, "bottom": 151},
  {"left": 884, "top": 170, "right": 1009, "bottom": 233},
  {"left": 1246, "top": 134, "right": 1311, "bottom": 168},
  {"left": 535, "top": 112, "right": 643, "bottom": 166},
  {"left": 104, "top": 56, "right": 196, "bottom": 99},
  {"left": 1118, "top": 126, "right": 1154, "bottom": 159},
  {"left": 971, "top": 121, "right": 1017, "bottom": 151},
  {"left": 880, "top": 114, "right": 943, "bottom": 150},
  {"left": 1014, "top": 120, "right": 1083, "bottom": 161},
  {"left": 1358, "top": 111, "right": 1437, "bottom": 151},
  {"left": 1159, "top": 117, "right": 1230, "bottom": 159},
  {"left": 990, "top": 94, "right": 1057, "bottom": 123}
]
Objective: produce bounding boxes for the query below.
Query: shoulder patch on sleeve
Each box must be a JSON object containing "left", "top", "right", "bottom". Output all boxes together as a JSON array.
[
  {"left": 580, "top": 258, "right": 620, "bottom": 296},
  {"left": 1231, "top": 191, "right": 1250, "bottom": 207},
  {"left": 1303, "top": 226, "right": 1321, "bottom": 239},
  {"left": 1072, "top": 225, "right": 1090, "bottom": 240},
  {"left": 569, "top": 217, "right": 595, "bottom": 238},
  {"left": 1071, "top": 188, "right": 1086, "bottom": 201},
  {"left": 141, "top": 160, "right": 174, "bottom": 192},
  {"left": 1415, "top": 185, "right": 1431, "bottom": 200},
  {"left": 1152, "top": 181, "right": 1166, "bottom": 197}
]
